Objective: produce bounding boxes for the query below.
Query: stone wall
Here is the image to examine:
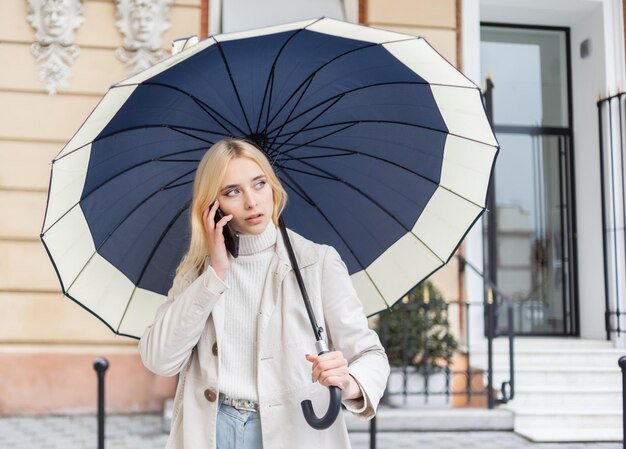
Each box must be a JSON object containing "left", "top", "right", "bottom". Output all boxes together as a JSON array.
[{"left": 0, "top": 0, "right": 201, "bottom": 414}]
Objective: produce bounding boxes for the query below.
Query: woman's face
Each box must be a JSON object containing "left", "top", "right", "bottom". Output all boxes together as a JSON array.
[{"left": 216, "top": 157, "right": 274, "bottom": 235}]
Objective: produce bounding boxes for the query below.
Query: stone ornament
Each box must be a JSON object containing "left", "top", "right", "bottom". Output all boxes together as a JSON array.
[
  {"left": 26, "top": 0, "right": 85, "bottom": 95},
  {"left": 115, "top": 0, "right": 172, "bottom": 75}
]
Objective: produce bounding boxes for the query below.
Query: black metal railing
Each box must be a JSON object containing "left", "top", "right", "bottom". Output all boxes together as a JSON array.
[
  {"left": 598, "top": 93, "right": 626, "bottom": 339},
  {"left": 373, "top": 255, "right": 515, "bottom": 409},
  {"left": 376, "top": 284, "right": 458, "bottom": 408},
  {"left": 460, "top": 255, "right": 515, "bottom": 407},
  {"left": 617, "top": 355, "right": 626, "bottom": 449}
]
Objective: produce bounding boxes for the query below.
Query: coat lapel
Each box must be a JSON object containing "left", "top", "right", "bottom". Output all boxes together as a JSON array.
[
  {"left": 201, "top": 259, "right": 225, "bottom": 348},
  {"left": 256, "top": 228, "right": 318, "bottom": 343}
]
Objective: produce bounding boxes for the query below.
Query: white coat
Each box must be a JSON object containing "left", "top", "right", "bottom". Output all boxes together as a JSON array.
[{"left": 139, "top": 228, "right": 390, "bottom": 449}]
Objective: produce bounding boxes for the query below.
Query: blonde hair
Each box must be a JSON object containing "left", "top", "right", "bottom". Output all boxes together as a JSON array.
[{"left": 175, "top": 138, "right": 288, "bottom": 279}]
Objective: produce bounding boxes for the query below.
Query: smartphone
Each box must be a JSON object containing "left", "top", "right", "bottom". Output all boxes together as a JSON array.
[{"left": 214, "top": 208, "right": 239, "bottom": 258}]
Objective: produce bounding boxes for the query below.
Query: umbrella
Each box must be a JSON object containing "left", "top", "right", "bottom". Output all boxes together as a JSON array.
[{"left": 41, "top": 17, "right": 498, "bottom": 428}]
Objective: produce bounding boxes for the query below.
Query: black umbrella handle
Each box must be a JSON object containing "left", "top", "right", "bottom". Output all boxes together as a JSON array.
[
  {"left": 301, "top": 340, "right": 342, "bottom": 430},
  {"left": 278, "top": 219, "right": 341, "bottom": 429}
]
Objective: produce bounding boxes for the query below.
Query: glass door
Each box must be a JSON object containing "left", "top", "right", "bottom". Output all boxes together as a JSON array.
[{"left": 481, "top": 24, "right": 578, "bottom": 335}]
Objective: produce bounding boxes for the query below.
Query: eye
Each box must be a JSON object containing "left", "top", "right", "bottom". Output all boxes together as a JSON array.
[
  {"left": 255, "top": 180, "right": 266, "bottom": 189},
  {"left": 225, "top": 188, "right": 239, "bottom": 197}
]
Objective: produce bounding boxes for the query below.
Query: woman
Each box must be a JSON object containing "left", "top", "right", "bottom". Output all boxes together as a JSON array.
[{"left": 139, "top": 138, "right": 389, "bottom": 449}]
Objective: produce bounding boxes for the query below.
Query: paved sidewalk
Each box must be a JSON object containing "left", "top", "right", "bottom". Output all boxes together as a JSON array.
[{"left": 0, "top": 413, "right": 621, "bottom": 449}]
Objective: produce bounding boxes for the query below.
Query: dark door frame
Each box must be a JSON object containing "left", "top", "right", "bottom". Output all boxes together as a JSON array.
[{"left": 481, "top": 22, "right": 580, "bottom": 337}]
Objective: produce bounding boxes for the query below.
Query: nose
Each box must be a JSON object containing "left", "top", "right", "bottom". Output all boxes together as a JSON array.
[{"left": 243, "top": 191, "right": 258, "bottom": 209}]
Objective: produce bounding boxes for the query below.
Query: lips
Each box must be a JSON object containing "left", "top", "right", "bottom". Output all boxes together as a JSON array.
[{"left": 246, "top": 213, "right": 263, "bottom": 222}]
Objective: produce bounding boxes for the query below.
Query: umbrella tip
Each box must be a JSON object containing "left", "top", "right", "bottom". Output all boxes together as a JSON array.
[
  {"left": 247, "top": 133, "right": 269, "bottom": 151},
  {"left": 172, "top": 35, "right": 199, "bottom": 55}
]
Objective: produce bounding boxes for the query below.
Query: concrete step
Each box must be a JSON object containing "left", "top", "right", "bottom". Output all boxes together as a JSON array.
[
  {"left": 471, "top": 349, "right": 624, "bottom": 368},
  {"left": 511, "top": 386, "right": 622, "bottom": 407},
  {"left": 482, "top": 367, "right": 622, "bottom": 389},
  {"left": 344, "top": 406, "right": 514, "bottom": 432},
  {"left": 467, "top": 339, "right": 624, "bottom": 442},
  {"left": 515, "top": 426, "right": 622, "bottom": 442},
  {"left": 488, "top": 338, "right": 614, "bottom": 350},
  {"left": 510, "top": 406, "right": 622, "bottom": 430}
]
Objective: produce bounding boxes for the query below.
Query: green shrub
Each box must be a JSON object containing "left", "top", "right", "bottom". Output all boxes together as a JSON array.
[{"left": 376, "top": 281, "right": 458, "bottom": 369}]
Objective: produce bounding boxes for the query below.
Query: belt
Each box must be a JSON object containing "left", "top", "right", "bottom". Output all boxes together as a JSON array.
[{"left": 220, "top": 394, "right": 259, "bottom": 412}]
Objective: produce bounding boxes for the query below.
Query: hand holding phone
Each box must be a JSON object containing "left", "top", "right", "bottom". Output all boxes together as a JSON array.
[{"left": 214, "top": 207, "right": 240, "bottom": 258}]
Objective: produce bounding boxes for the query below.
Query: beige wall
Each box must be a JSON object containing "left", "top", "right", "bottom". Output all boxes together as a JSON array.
[
  {"left": 365, "top": 0, "right": 459, "bottom": 67},
  {"left": 0, "top": 0, "right": 201, "bottom": 414},
  {"left": 0, "top": 0, "right": 463, "bottom": 414},
  {"left": 365, "top": 0, "right": 462, "bottom": 305}
]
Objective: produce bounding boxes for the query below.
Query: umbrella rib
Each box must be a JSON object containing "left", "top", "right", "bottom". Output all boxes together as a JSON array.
[
  {"left": 262, "top": 35, "right": 423, "bottom": 133},
  {"left": 267, "top": 122, "right": 357, "bottom": 160},
  {"left": 188, "top": 95, "right": 243, "bottom": 136},
  {"left": 278, "top": 154, "right": 447, "bottom": 264},
  {"left": 212, "top": 36, "right": 253, "bottom": 134},
  {"left": 270, "top": 94, "right": 347, "bottom": 153},
  {"left": 356, "top": 151, "right": 485, "bottom": 209},
  {"left": 274, "top": 170, "right": 316, "bottom": 206},
  {"left": 81, "top": 148, "right": 201, "bottom": 204},
  {"left": 118, "top": 199, "right": 192, "bottom": 332},
  {"left": 138, "top": 81, "right": 246, "bottom": 136},
  {"left": 166, "top": 125, "right": 221, "bottom": 145},
  {"left": 43, "top": 147, "right": 206, "bottom": 235},
  {"left": 266, "top": 81, "right": 478, "bottom": 136},
  {"left": 278, "top": 165, "right": 339, "bottom": 181},
  {"left": 256, "top": 24, "right": 313, "bottom": 134},
  {"left": 272, "top": 119, "right": 497, "bottom": 149},
  {"left": 279, "top": 170, "right": 363, "bottom": 266},
  {"left": 62, "top": 170, "right": 196, "bottom": 294},
  {"left": 274, "top": 153, "right": 355, "bottom": 162},
  {"left": 55, "top": 124, "right": 225, "bottom": 162},
  {"left": 278, "top": 140, "right": 485, "bottom": 209},
  {"left": 270, "top": 122, "right": 357, "bottom": 157},
  {"left": 277, "top": 170, "right": 390, "bottom": 308},
  {"left": 267, "top": 76, "right": 316, "bottom": 150},
  {"left": 162, "top": 179, "right": 194, "bottom": 191},
  {"left": 257, "top": 67, "right": 275, "bottom": 136},
  {"left": 261, "top": 41, "right": 379, "bottom": 133}
]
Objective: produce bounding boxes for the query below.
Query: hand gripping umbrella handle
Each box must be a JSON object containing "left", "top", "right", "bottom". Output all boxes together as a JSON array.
[
  {"left": 301, "top": 340, "right": 342, "bottom": 430},
  {"left": 278, "top": 221, "right": 341, "bottom": 430}
]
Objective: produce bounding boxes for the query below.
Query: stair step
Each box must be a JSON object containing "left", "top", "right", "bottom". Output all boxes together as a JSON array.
[
  {"left": 484, "top": 368, "right": 622, "bottom": 388},
  {"left": 345, "top": 407, "right": 514, "bottom": 432},
  {"left": 468, "top": 339, "right": 625, "bottom": 440},
  {"left": 512, "top": 387, "right": 622, "bottom": 406},
  {"left": 515, "top": 426, "right": 622, "bottom": 442},
  {"left": 471, "top": 350, "right": 624, "bottom": 368},
  {"left": 490, "top": 338, "right": 614, "bottom": 350},
  {"left": 510, "top": 406, "right": 623, "bottom": 429}
]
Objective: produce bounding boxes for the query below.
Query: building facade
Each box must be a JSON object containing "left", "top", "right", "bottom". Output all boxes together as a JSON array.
[{"left": 1, "top": 0, "right": 625, "bottom": 441}]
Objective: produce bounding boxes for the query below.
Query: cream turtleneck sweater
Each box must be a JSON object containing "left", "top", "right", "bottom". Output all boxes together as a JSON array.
[{"left": 218, "top": 223, "right": 277, "bottom": 402}]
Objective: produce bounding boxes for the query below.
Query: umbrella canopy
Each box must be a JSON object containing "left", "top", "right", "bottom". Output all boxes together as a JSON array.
[{"left": 41, "top": 17, "right": 498, "bottom": 339}]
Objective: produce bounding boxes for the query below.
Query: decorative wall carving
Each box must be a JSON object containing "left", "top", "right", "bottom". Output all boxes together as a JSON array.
[
  {"left": 26, "top": 0, "right": 85, "bottom": 95},
  {"left": 115, "top": 0, "right": 172, "bottom": 75}
]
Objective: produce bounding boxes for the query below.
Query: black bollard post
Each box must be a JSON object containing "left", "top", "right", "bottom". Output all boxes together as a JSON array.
[
  {"left": 93, "top": 357, "right": 110, "bottom": 449},
  {"left": 369, "top": 415, "right": 376, "bottom": 449},
  {"left": 620, "top": 356, "right": 626, "bottom": 449}
]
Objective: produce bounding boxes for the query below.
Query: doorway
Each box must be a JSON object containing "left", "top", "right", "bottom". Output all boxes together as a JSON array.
[{"left": 481, "top": 24, "right": 578, "bottom": 335}]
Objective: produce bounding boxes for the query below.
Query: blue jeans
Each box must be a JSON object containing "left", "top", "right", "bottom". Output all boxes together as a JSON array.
[{"left": 216, "top": 396, "right": 263, "bottom": 449}]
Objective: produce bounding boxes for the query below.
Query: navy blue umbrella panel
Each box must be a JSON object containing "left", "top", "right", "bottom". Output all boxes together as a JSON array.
[{"left": 41, "top": 18, "right": 498, "bottom": 338}]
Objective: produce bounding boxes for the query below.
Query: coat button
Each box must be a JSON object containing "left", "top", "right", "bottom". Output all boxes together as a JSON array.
[
  {"left": 212, "top": 342, "right": 218, "bottom": 356},
  {"left": 204, "top": 388, "right": 217, "bottom": 402}
]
